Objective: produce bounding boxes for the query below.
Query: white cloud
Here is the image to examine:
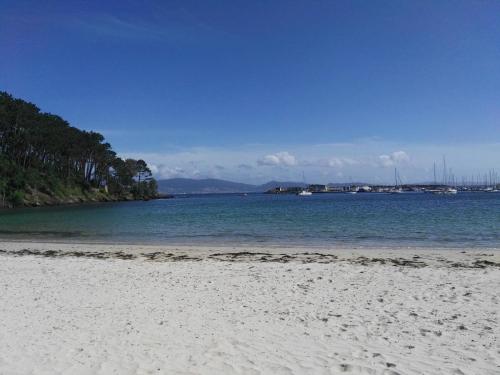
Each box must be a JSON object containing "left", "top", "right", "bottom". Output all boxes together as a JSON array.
[
  {"left": 325, "top": 158, "right": 345, "bottom": 168},
  {"left": 299, "top": 157, "right": 366, "bottom": 168},
  {"left": 378, "top": 151, "right": 410, "bottom": 168},
  {"left": 257, "top": 151, "right": 297, "bottom": 167},
  {"left": 149, "top": 165, "right": 191, "bottom": 179},
  {"left": 301, "top": 157, "right": 360, "bottom": 168},
  {"left": 325, "top": 157, "right": 359, "bottom": 168}
]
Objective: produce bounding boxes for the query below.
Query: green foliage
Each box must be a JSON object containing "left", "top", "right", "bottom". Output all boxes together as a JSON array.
[
  {"left": 9, "top": 190, "right": 24, "bottom": 207},
  {"left": 0, "top": 92, "right": 158, "bottom": 207}
]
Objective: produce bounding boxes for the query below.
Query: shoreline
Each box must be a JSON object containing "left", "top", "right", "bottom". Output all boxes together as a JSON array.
[
  {"left": 0, "top": 194, "right": 171, "bottom": 210},
  {"left": 2, "top": 239, "right": 500, "bottom": 257},
  {"left": 1, "top": 241, "right": 499, "bottom": 374},
  {"left": 2, "top": 238, "right": 500, "bottom": 252}
]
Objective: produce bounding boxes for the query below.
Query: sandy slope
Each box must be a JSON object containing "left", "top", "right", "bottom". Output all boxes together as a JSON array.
[{"left": 0, "top": 242, "right": 498, "bottom": 375}]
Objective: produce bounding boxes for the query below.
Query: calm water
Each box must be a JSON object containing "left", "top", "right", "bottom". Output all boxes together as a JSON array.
[{"left": 1, "top": 193, "right": 499, "bottom": 248}]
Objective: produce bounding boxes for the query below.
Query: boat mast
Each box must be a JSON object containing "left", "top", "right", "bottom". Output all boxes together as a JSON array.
[
  {"left": 443, "top": 156, "right": 447, "bottom": 186},
  {"left": 433, "top": 162, "right": 437, "bottom": 185}
]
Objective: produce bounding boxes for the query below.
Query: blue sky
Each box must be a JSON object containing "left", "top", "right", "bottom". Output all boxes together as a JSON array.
[{"left": 1, "top": 0, "right": 499, "bottom": 183}]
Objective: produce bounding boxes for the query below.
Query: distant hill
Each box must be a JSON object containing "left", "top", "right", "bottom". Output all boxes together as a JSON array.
[
  {"left": 157, "top": 178, "right": 307, "bottom": 194},
  {"left": 157, "top": 178, "right": 257, "bottom": 194}
]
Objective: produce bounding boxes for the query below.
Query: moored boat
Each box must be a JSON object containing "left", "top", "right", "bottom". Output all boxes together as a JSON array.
[{"left": 297, "top": 190, "right": 312, "bottom": 196}]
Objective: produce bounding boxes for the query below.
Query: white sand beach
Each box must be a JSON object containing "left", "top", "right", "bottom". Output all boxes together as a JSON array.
[{"left": 0, "top": 241, "right": 499, "bottom": 375}]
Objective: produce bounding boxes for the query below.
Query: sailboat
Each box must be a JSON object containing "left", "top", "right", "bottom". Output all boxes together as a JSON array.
[
  {"left": 389, "top": 168, "right": 403, "bottom": 194},
  {"left": 297, "top": 171, "right": 312, "bottom": 196},
  {"left": 346, "top": 185, "right": 359, "bottom": 194},
  {"left": 389, "top": 187, "right": 403, "bottom": 194},
  {"left": 431, "top": 156, "right": 458, "bottom": 195},
  {"left": 297, "top": 190, "right": 312, "bottom": 196}
]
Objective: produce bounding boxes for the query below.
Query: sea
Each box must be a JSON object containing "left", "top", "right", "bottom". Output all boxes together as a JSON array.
[{"left": 0, "top": 192, "right": 499, "bottom": 249}]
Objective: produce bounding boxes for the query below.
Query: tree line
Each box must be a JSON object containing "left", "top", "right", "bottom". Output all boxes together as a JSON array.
[{"left": 0, "top": 91, "right": 158, "bottom": 207}]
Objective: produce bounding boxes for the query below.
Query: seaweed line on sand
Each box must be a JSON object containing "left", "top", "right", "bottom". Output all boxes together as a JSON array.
[{"left": 1, "top": 247, "right": 500, "bottom": 268}]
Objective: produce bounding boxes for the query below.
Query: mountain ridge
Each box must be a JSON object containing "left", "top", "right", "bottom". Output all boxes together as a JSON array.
[{"left": 157, "top": 178, "right": 307, "bottom": 194}]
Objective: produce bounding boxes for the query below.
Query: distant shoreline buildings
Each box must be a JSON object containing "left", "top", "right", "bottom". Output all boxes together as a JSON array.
[{"left": 266, "top": 183, "right": 500, "bottom": 195}]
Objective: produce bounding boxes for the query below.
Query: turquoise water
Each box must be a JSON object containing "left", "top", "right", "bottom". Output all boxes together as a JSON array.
[{"left": 0, "top": 193, "right": 499, "bottom": 248}]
